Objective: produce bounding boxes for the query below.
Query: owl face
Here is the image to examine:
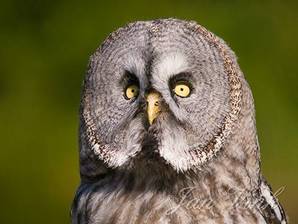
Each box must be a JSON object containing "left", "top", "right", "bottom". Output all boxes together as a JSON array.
[{"left": 81, "top": 19, "right": 242, "bottom": 171}]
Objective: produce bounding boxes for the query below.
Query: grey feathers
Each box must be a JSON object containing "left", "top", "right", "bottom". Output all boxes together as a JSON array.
[{"left": 72, "top": 18, "right": 287, "bottom": 224}]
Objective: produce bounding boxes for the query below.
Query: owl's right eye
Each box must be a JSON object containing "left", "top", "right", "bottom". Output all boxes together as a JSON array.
[{"left": 124, "top": 84, "right": 139, "bottom": 100}]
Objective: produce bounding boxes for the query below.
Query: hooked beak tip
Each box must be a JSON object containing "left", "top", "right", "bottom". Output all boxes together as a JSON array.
[{"left": 146, "top": 91, "right": 161, "bottom": 125}]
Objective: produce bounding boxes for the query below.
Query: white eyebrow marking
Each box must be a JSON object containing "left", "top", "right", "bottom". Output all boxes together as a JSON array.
[{"left": 152, "top": 52, "right": 189, "bottom": 82}]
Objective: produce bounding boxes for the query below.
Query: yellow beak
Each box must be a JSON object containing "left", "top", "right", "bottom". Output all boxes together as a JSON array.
[{"left": 146, "top": 91, "right": 161, "bottom": 125}]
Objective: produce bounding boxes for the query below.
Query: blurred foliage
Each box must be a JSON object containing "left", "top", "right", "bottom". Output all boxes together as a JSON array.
[{"left": 0, "top": 0, "right": 297, "bottom": 223}]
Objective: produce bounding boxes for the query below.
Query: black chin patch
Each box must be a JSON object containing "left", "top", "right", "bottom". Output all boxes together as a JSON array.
[{"left": 139, "top": 128, "right": 159, "bottom": 159}]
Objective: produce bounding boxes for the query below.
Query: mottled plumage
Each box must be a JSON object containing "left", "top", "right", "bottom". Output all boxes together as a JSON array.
[{"left": 72, "top": 19, "right": 287, "bottom": 224}]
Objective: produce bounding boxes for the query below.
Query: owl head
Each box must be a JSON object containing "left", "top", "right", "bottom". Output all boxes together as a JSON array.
[{"left": 79, "top": 19, "right": 243, "bottom": 177}]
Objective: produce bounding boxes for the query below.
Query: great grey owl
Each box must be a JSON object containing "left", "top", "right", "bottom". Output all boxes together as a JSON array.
[{"left": 71, "top": 19, "right": 287, "bottom": 224}]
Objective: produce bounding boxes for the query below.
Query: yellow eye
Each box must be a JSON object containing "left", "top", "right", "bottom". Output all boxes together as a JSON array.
[
  {"left": 173, "top": 82, "right": 191, "bottom": 97},
  {"left": 125, "top": 84, "right": 139, "bottom": 99}
]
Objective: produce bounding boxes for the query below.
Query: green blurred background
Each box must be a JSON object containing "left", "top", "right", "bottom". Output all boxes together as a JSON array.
[{"left": 0, "top": 0, "right": 297, "bottom": 223}]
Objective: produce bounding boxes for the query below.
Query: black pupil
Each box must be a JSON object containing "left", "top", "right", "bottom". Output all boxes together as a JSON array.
[
  {"left": 131, "top": 89, "right": 135, "bottom": 92},
  {"left": 180, "top": 88, "right": 184, "bottom": 91}
]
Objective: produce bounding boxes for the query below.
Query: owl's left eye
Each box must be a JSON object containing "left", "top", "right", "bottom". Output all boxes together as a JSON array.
[
  {"left": 173, "top": 81, "right": 191, "bottom": 98},
  {"left": 125, "top": 84, "right": 139, "bottom": 99}
]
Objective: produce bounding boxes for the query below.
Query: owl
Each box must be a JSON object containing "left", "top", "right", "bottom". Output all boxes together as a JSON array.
[{"left": 71, "top": 19, "right": 287, "bottom": 224}]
